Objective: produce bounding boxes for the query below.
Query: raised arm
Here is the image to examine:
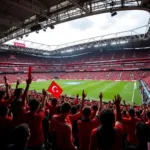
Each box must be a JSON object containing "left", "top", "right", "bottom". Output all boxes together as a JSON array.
[
  {"left": 81, "top": 90, "right": 86, "bottom": 109},
  {"left": 113, "top": 94, "right": 122, "bottom": 123},
  {"left": 15, "top": 79, "right": 20, "bottom": 90},
  {"left": 41, "top": 89, "right": 47, "bottom": 110},
  {"left": 96, "top": 92, "right": 103, "bottom": 117},
  {"left": 22, "top": 76, "right": 32, "bottom": 107},
  {"left": 4, "top": 75, "right": 10, "bottom": 99}
]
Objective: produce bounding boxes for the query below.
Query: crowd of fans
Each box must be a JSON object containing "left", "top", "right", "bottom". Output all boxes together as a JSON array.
[{"left": 1, "top": 74, "right": 150, "bottom": 150}]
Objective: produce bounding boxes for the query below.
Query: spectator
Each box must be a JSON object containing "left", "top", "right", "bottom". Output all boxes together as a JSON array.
[
  {"left": 7, "top": 123, "right": 30, "bottom": 150},
  {"left": 11, "top": 77, "right": 32, "bottom": 126},
  {"left": 78, "top": 92, "right": 102, "bottom": 150},
  {"left": 50, "top": 102, "right": 76, "bottom": 150},
  {"left": 89, "top": 94, "right": 124, "bottom": 150},
  {"left": 126, "top": 122, "right": 150, "bottom": 150},
  {"left": 90, "top": 104, "right": 98, "bottom": 119},
  {"left": 25, "top": 89, "right": 47, "bottom": 150},
  {"left": 123, "top": 108, "right": 141, "bottom": 145},
  {"left": 0, "top": 105, "right": 13, "bottom": 150},
  {"left": 47, "top": 98, "right": 57, "bottom": 119}
]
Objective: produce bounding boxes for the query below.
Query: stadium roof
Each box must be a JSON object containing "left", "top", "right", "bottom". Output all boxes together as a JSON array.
[
  {"left": 1, "top": 24, "right": 150, "bottom": 57},
  {"left": 0, "top": 0, "right": 150, "bottom": 44}
]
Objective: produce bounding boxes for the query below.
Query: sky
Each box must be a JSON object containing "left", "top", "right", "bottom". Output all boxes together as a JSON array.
[{"left": 5, "top": 10, "right": 150, "bottom": 49}]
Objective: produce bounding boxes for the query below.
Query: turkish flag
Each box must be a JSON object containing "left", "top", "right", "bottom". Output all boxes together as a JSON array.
[
  {"left": 28, "top": 66, "right": 33, "bottom": 78},
  {"left": 47, "top": 81, "right": 63, "bottom": 98}
]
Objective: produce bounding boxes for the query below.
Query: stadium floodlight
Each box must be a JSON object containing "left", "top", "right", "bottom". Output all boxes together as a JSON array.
[
  {"left": 36, "top": 30, "right": 39, "bottom": 34},
  {"left": 25, "top": 34, "right": 28, "bottom": 37},
  {"left": 49, "top": 25, "right": 54, "bottom": 29},
  {"left": 43, "top": 28, "right": 46, "bottom": 32},
  {"left": 111, "top": 11, "right": 117, "bottom": 17}
]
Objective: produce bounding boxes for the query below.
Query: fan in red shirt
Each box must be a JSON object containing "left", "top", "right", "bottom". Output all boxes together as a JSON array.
[
  {"left": 0, "top": 105, "right": 13, "bottom": 150},
  {"left": 0, "top": 76, "right": 14, "bottom": 107},
  {"left": 122, "top": 108, "right": 141, "bottom": 145},
  {"left": 11, "top": 76, "right": 32, "bottom": 126},
  {"left": 46, "top": 98, "right": 57, "bottom": 119},
  {"left": 25, "top": 89, "right": 47, "bottom": 150},
  {"left": 89, "top": 94, "right": 124, "bottom": 150},
  {"left": 90, "top": 104, "right": 98, "bottom": 119},
  {"left": 50, "top": 102, "right": 76, "bottom": 150},
  {"left": 78, "top": 92, "right": 102, "bottom": 150}
]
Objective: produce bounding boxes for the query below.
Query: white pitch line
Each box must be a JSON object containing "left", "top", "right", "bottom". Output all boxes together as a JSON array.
[
  {"left": 132, "top": 82, "right": 136, "bottom": 103},
  {"left": 101, "top": 81, "right": 118, "bottom": 92}
]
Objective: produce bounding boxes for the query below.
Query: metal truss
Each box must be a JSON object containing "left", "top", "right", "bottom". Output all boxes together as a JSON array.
[
  {"left": 0, "top": 24, "right": 150, "bottom": 55},
  {"left": 0, "top": 0, "right": 147, "bottom": 44}
]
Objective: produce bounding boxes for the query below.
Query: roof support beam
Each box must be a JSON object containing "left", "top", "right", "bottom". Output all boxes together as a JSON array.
[
  {"left": 68, "top": 0, "right": 89, "bottom": 13},
  {"left": 0, "top": 18, "right": 20, "bottom": 28},
  {"left": 5, "top": 0, "right": 49, "bottom": 18}
]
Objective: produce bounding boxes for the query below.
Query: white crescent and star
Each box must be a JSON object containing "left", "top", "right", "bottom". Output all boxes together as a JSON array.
[{"left": 52, "top": 86, "right": 59, "bottom": 93}]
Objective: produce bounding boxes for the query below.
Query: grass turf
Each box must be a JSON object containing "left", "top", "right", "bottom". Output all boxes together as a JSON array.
[{"left": 12, "top": 80, "right": 142, "bottom": 105}]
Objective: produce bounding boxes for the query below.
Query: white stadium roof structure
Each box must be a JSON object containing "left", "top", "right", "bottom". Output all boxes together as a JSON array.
[{"left": 0, "top": 0, "right": 150, "bottom": 56}]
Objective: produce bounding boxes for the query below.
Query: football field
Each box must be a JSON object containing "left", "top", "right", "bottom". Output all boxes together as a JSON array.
[{"left": 13, "top": 80, "right": 142, "bottom": 105}]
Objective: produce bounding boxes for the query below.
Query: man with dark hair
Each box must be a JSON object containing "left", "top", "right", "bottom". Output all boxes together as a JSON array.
[
  {"left": 0, "top": 89, "right": 14, "bottom": 107},
  {"left": 123, "top": 108, "right": 141, "bottom": 145},
  {"left": 7, "top": 123, "right": 30, "bottom": 150},
  {"left": 11, "top": 76, "right": 32, "bottom": 126},
  {"left": 126, "top": 122, "right": 150, "bottom": 150},
  {"left": 0, "top": 105, "right": 13, "bottom": 150},
  {"left": 50, "top": 90, "right": 87, "bottom": 150},
  {"left": 71, "top": 105, "right": 79, "bottom": 148},
  {"left": 77, "top": 93, "right": 102, "bottom": 150},
  {"left": 56, "top": 105, "right": 61, "bottom": 114},
  {"left": 46, "top": 98, "right": 57, "bottom": 119},
  {"left": 50, "top": 102, "right": 76, "bottom": 150},
  {"left": 90, "top": 104, "right": 98, "bottom": 119},
  {"left": 25, "top": 89, "right": 47, "bottom": 150},
  {"left": 90, "top": 94, "right": 124, "bottom": 150},
  {"left": 71, "top": 105, "right": 78, "bottom": 115}
]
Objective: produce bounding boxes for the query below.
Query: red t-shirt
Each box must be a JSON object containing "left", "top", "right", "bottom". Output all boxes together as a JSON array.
[
  {"left": 146, "top": 120, "right": 150, "bottom": 125},
  {"left": 78, "top": 118, "right": 100, "bottom": 150},
  {"left": 90, "top": 123, "right": 124, "bottom": 150},
  {"left": 0, "top": 99, "right": 12, "bottom": 106},
  {"left": 25, "top": 110, "right": 45, "bottom": 147},
  {"left": 50, "top": 115, "right": 75, "bottom": 150},
  {"left": 122, "top": 117, "right": 141, "bottom": 144},
  {"left": 47, "top": 103, "right": 57, "bottom": 117}
]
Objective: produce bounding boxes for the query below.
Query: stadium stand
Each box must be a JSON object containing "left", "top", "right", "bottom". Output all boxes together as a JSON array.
[{"left": 0, "top": 49, "right": 149, "bottom": 83}]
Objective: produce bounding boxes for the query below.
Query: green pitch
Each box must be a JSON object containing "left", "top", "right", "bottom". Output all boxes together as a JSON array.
[{"left": 13, "top": 80, "right": 142, "bottom": 105}]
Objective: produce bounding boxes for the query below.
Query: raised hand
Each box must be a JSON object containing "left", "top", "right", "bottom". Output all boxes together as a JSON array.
[
  {"left": 42, "top": 89, "right": 47, "bottom": 97},
  {"left": 113, "top": 94, "right": 121, "bottom": 106},
  {"left": 99, "top": 92, "right": 103, "bottom": 99},
  {"left": 26, "top": 76, "right": 33, "bottom": 85},
  {"left": 16, "top": 79, "right": 20, "bottom": 85},
  {"left": 123, "top": 100, "right": 126, "bottom": 105},
  {"left": 76, "top": 94, "right": 79, "bottom": 98},
  {"left": 4, "top": 75, "right": 7, "bottom": 82},
  {"left": 82, "top": 90, "right": 86, "bottom": 99}
]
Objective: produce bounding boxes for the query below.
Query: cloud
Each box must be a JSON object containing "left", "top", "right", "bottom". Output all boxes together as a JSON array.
[
  {"left": 69, "top": 18, "right": 94, "bottom": 31},
  {"left": 5, "top": 10, "right": 149, "bottom": 48}
]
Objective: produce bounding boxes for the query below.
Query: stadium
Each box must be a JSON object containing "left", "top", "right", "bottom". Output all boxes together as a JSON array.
[{"left": 0, "top": 0, "right": 150, "bottom": 150}]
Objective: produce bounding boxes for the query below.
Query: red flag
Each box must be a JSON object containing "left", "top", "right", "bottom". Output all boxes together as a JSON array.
[
  {"left": 47, "top": 81, "right": 63, "bottom": 98},
  {"left": 28, "top": 66, "right": 33, "bottom": 78}
]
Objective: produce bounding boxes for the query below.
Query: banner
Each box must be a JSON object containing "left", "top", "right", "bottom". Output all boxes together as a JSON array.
[{"left": 14, "top": 42, "right": 25, "bottom": 48}]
